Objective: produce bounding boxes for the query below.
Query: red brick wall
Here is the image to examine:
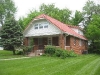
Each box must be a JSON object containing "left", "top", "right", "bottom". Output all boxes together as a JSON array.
[
  {"left": 59, "top": 34, "right": 65, "bottom": 49},
  {"left": 70, "top": 36, "right": 88, "bottom": 54},
  {"left": 23, "top": 37, "right": 29, "bottom": 46}
]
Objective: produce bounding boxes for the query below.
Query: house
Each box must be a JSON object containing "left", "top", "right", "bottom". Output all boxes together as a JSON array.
[{"left": 23, "top": 14, "right": 88, "bottom": 55}]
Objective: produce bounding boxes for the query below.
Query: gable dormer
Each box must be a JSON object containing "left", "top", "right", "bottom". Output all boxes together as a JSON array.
[{"left": 68, "top": 25, "right": 83, "bottom": 35}]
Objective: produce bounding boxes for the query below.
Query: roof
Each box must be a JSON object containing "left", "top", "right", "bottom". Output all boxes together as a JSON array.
[
  {"left": 25, "top": 14, "right": 87, "bottom": 40},
  {"left": 68, "top": 25, "right": 83, "bottom": 30}
]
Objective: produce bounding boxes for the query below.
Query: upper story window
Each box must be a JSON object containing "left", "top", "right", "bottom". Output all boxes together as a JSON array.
[
  {"left": 39, "top": 24, "right": 43, "bottom": 29},
  {"left": 44, "top": 23, "right": 48, "bottom": 28},
  {"left": 34, "top": 24, "right": 38, "bottom": 29},
  {"left": 34, "top": 22, "right": 49, "bottom": 29}
]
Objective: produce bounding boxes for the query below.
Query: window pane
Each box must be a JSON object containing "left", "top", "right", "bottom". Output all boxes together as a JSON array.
[
  {"left": 34, "top": 24, "right": 38, "bottom": 29},
  {"left": 44, "top": 23, "right": 48, "bottom": 28},
  {"left": 39, "top": 24, "right": 43, "bottom": 29}
]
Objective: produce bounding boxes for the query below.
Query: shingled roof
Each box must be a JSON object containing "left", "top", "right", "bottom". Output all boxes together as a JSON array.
[{"left": 26, "top": 14, "right": 87, "bottom": 40}]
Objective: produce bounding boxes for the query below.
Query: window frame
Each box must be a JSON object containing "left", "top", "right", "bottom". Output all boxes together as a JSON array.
[
  {"left": 79, "top": 39, "right": 82, "bottom": 46},
  {"left": 39, "top": 24, "right": 43, "bottom": 29},
  {"left": 34, "top": 24, "right": 38, "bottom": 29},
  {"left": 44, "top": 23, "right": 48, "bottom": 28}
]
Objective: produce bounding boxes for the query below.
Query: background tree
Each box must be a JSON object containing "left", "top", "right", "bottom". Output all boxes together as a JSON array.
[
  {"left": 40, "top": 3, "right": 72, "bottom": 24},
  {"left": 71, "top": 10, "right": 83, "bottom": 25},
  {"left": 82, "top": 0, "right": 96, "bottom": 28},
  {"left": 0, "top": 0, "right": 16, "bottom": 26},
  {"left": 82, "top": 0, "right": 100, "bottom": 53},
  {"left": 0, "top": 17, "right": 23, "bottom": 55},
  {"left": 18, "top": 10, "right": 41, "bottom": 30},
  {"left": 85, "top": 14, "right": 100, "bottom": 53},
  {"left": 19, "top": 3, "right": 72, "bottom": 29}
]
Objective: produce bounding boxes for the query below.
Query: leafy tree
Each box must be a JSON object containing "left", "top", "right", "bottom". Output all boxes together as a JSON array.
[
  {"left": 0, "top": 17, "right": 23, "bottom": 55},
  {"left": 19, "top": 3, "right": 72, "bottom": 29},
  {"left": 85, "top": 14, "right": 100, "bottom": 53},
  {"left": 71, "top": 10, "right": 83, "bottom": 25},
  {"left": 82, "top": 0, "right": 96, "bottom": 27},
  {"left": 18, "top": 10, "right": 41, "bottom": 30},
  {"left": 40, "top": 3, "right": 72, "bottom": 24},
  {"left": 0, "top": 0, "right": 16, "bottom": 26}
]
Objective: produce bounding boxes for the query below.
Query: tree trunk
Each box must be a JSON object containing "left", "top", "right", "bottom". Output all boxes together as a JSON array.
[{"left": 13, "top": 49, "right": 16, "bottom": 55}]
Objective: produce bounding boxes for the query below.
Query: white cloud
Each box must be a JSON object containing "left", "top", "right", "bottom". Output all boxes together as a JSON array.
[{"left": 13, "top": 0, "right": 88, "bottom": 20}]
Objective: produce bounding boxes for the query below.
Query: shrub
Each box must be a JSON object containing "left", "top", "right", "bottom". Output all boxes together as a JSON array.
[
  {"left": 45, "top": 45, "right": 56, "bottom": 55},
  {"left": 61, "top": 50, "right": 68, "bottom": 59},
  {"left": 55, "top": 48, "right": 62, "bottom": 57},
  {"left": 44, "top": 45, "right": 77, "bottom": 58},
  {"left": 68, "top": 50, "right": 77, "bottom": 57}
]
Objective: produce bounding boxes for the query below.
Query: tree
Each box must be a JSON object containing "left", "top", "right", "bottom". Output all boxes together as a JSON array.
[
  {"left": 0, "top": 17, "right": 23, "bottom": 55},
  {"left": 71, "top": 10, "right": 83, "bottom": 25},
  {"left": 85, "top": 14, "right": 100, "bottom": 53},
  {"left": 40, "top": 3, "right": 72, "bottom": 24},
  {"left": 82, "top": 0, "right": 96, "bottom": 27},
  {"left": 18, "top": 10, "right": 41, "bottom": 30},
  {"left": 0, "top": 0, "right": 16, "bottom": 26}
]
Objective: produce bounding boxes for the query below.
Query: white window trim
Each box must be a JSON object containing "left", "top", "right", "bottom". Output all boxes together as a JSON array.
[
  {"left": 48, "top": 37, "right": 52, "bottom": 45},
  {"left": 79, "top": 39, "right": 82, "bottom": 46},
  {"left": 34, "top": 24, "right": 38, "bottom": 29},
  {"left": 39, "top": 24, "right": 43, "bottom": 29},
  {"left": 74, "top": 37, "right": 76, "bottom": 45}
]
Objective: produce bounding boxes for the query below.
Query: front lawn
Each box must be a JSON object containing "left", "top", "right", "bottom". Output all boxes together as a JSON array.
[
  {"left": 0, "top": 50, "right": 25, "bottom": 59},
  {"left": 0, "top": 50, "right": 100, "bottom": 75}
]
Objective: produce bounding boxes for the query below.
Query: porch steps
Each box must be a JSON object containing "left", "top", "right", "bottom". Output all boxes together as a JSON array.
[
  {"left": 28, "top": 52, "right": 36, "bottom": 57},
  {"left": 28, "top": 50, "right": 44, "bottom": 56}
]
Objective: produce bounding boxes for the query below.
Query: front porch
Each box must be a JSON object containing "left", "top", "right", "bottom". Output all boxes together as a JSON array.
[{"left": 24, "top": 34, "right": 71, "bottom": 55}]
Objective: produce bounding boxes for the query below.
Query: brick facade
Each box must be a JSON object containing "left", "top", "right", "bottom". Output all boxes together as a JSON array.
[
  {"left": 24, "top": 35, "right": 88, "bottom": 54},
  {"left": 59, "top": 34, "right": 65, "bottom": 49},
  {"left": 70, "top": 36, "right": 88, "bottom": 54}
]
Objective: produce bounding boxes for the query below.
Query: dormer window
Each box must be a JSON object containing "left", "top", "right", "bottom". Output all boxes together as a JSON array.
[
  {"left": 34, "top": 24, "right": 38, "bottom": 29},
  {"left": 44, "top": 23, "right": 48, "bottom": 28},
  {"left": 39, "top": 24, "right": 43, "bottom": 29}
]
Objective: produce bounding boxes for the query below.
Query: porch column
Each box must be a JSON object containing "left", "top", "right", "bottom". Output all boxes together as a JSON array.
[
  {"left": 24, "top": 37, "right": 29, "bottom": 46},
  {"left": 59, "top": 34, "right": 65, "bottom": 49}
]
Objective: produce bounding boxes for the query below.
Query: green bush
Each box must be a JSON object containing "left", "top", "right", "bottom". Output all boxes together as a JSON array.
[
  {"left": 68, "top": 50, "right": 77, "bottom": 57},
  {"left": 45, "top": 45, "right": 56, "bottom": 55},
  {"left": 61, "top": 50, "right": 68, "bottom": 59},
  {"left": 55, "top": 49, "right": 62, "bottom": 57},
  {"left": 44, "top": 45, "right": 77, "bottom": 58}
]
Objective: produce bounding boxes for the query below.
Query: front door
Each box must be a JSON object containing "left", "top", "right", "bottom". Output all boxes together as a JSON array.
[{"left": 38, "top": 38, "right": 44, "bottom": 49}]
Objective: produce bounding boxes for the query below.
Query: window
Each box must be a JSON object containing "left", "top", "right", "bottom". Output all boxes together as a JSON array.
[
  {"left": 79, "top": 40, "right": 82, "bottom": 46},
  {"left": 44, "top": 23, "right": 48, "bottom": 28},
  {"left": 38, "top": 38, "right": 43, "bottom": 45},
  {"left": 48, "top": 37, "right": 52, "bottom": 45},
  {"left": 39, "top": 24, "right": 43, "bottom": 29},
  {"left": 74, "top": 37, "right": 76, "bottom": 45},
  {"left": 34, "top": 24, "right": 38, "bottom": 29}
]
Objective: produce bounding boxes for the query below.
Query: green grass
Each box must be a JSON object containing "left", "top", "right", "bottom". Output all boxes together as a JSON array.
[
  {"left": 0, "top": 50, "right": 25, "bottom": 59},
  {"left": 0, "top": 50, "right": 100, "bottom": 75}
]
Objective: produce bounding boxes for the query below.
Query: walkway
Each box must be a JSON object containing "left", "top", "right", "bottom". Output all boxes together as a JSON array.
[{"left": 0, "top": 57, "right": 30, "bottom": 61}]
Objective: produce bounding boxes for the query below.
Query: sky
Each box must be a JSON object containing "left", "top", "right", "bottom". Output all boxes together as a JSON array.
[{"left": 13, "top": 0, "right": 89, "bottom": 20}]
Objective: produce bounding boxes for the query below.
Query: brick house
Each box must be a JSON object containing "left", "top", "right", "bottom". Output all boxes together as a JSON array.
[{"left": 23, "top": 14, "right": 88, "bottom": 55}]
